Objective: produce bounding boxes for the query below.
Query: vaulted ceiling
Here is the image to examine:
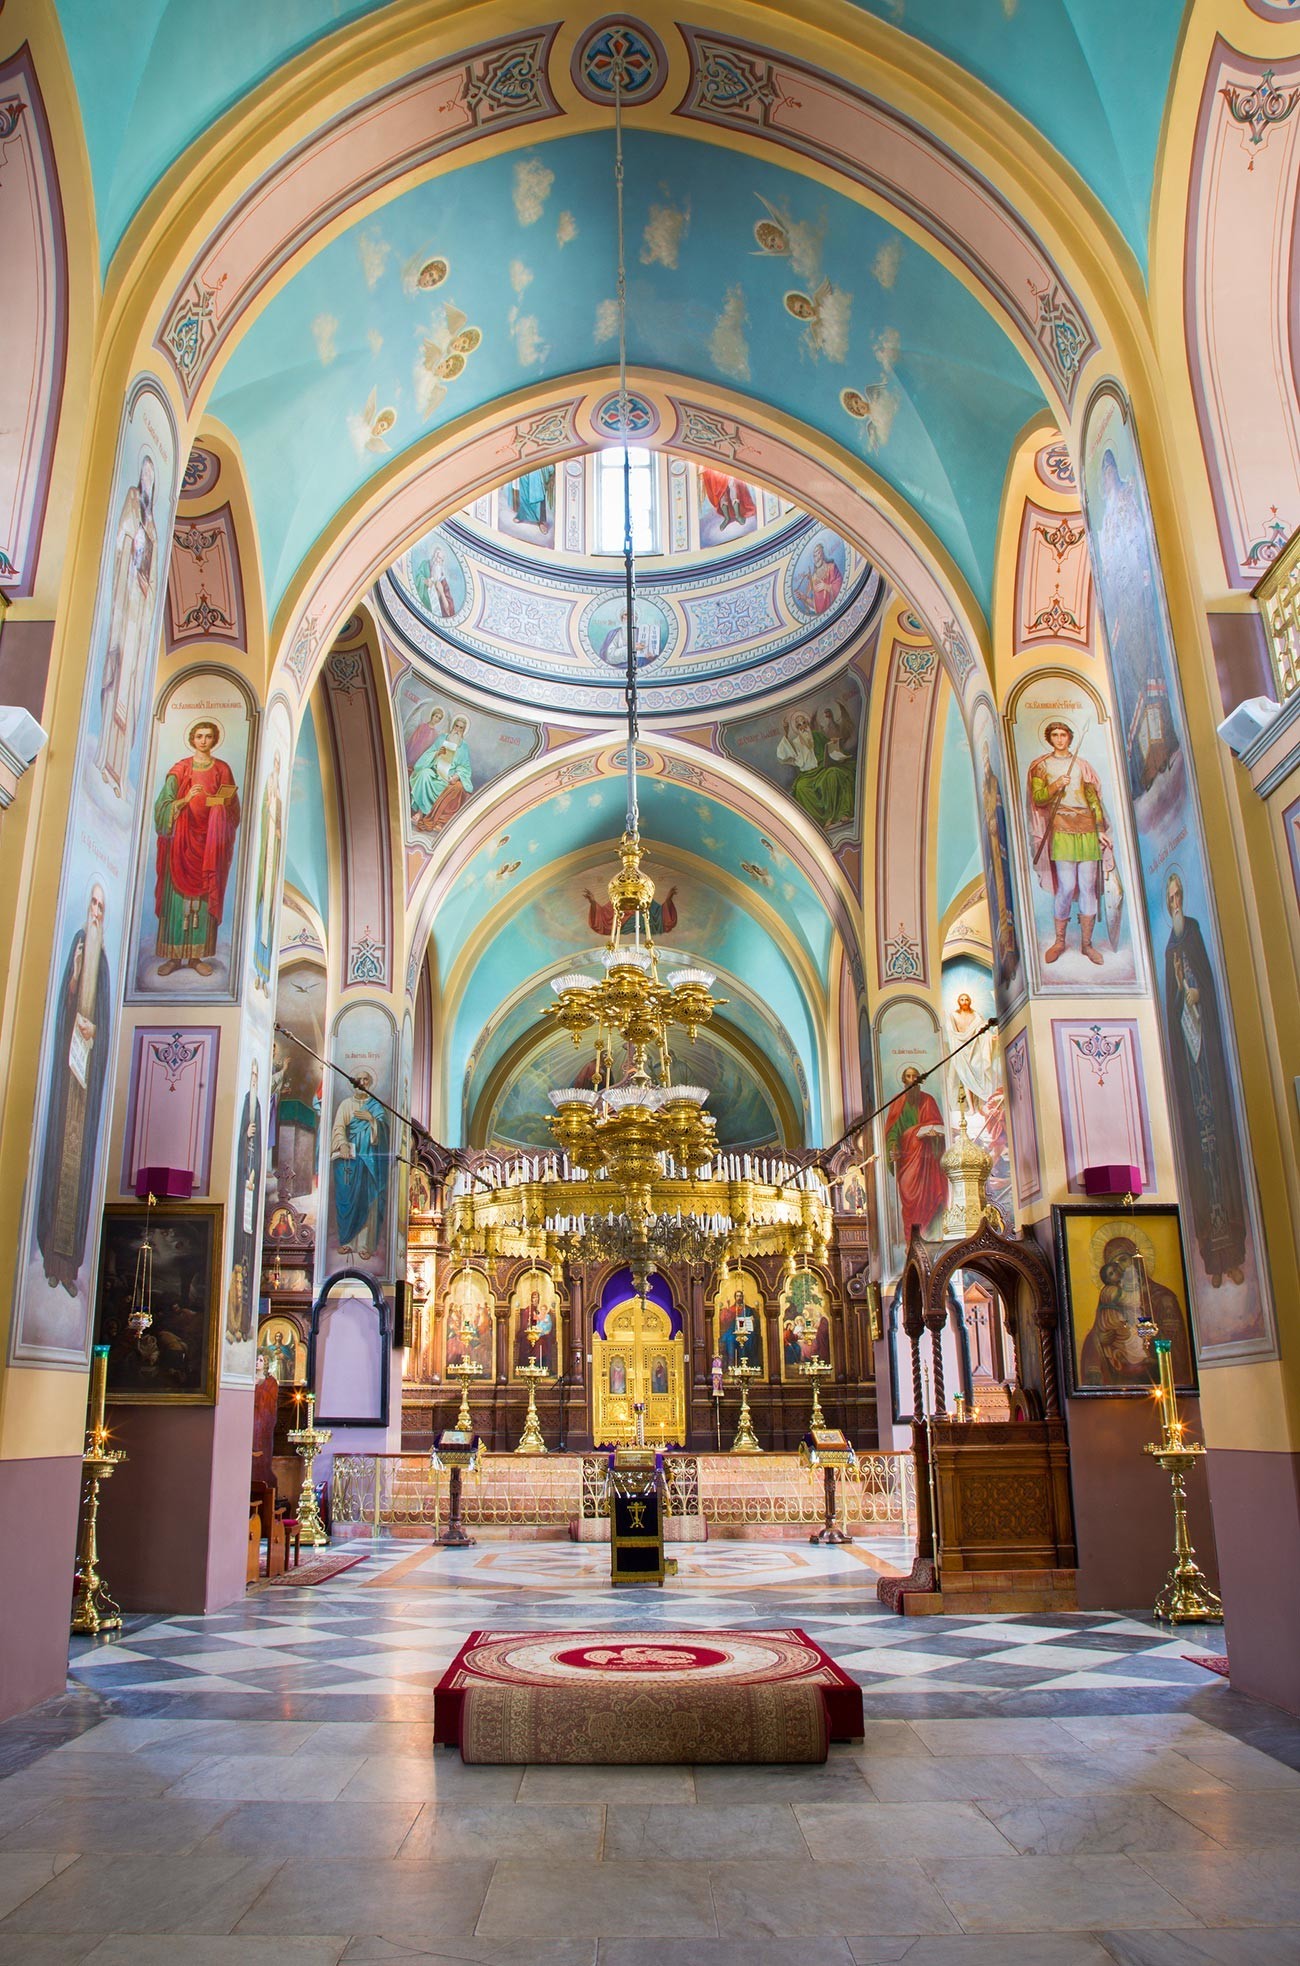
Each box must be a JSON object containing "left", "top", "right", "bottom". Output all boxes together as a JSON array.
[
  {"left": 207, "top": 131, "right": 1047, "bottom": 611},
  {"left": 59, "top": 0, "right": 1185, "bottom": 274}
]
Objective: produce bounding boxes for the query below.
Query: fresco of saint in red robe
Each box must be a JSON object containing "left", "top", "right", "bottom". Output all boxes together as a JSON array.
[{"left": 153, "top": 718, "right": 240, "bottom": 977}]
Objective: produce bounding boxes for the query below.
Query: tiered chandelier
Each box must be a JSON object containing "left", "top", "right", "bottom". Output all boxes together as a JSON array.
[{"left": 447, "top": 67, "right": 832, "bottom": 1292}]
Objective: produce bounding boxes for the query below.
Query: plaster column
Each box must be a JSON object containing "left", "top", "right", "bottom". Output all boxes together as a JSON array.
[{"left": 565, "top": 1264, "right": 593, "bottom": 1451}]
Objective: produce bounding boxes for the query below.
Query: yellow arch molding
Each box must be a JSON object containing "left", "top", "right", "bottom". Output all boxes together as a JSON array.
[
  {"left": 265, "top": 369, "right": 992, "bottom": 706},
  {"left": 439, "top": 833, "right": 835, "bottom": 1078},
  {"left": 468, "top": 1005, "right": 805, "bottom": 1151},
  {"left": 401, "top": 720, "right": 865, "bottom": 969}
]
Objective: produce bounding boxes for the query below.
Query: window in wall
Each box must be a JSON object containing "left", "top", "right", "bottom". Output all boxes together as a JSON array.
[{"left": 595, "top": 446, "right": 658, "bottom": 555}]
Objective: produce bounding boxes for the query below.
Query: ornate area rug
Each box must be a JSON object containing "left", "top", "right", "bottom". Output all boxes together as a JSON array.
[
  {"left": 1185, "top": 1652, "right": 1230, "bottom": 1679},
  {"left": 254, "top": 1549, "right": 369, "bottom": 1588},
  {"left": 435, "top": 1628, "right": 863, "bottom": 1763}
]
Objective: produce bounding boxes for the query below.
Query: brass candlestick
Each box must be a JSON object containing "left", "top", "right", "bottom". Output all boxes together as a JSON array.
[
  {"left": 515, "top": 1360, "right": 550, "bottom": 1455},
  {"left": 287, "top": 1391, "right": 332, "bottom": 1548},
  {"left": 728, "top": 1362, "right": 763, "bottom": 1453},
  {"left": 447, "top": 1358, "right": 484, "bottom": 1432},
  {"left": 1144, "top": 1339, "right": 1222, "bottom": 1625},
  {"left": 71, "top": 1347, "right": 126, "bottom": 1635},
  {"left": 800, "top": 1357, "right": 833, "bottom": 1429}
]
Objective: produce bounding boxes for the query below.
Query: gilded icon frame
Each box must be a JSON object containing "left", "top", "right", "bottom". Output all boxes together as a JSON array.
[
  {"left": 1053, "top": 1203, "right": 1198, "bottom": 1399},
  {"left": 93, "top": 1202, "right": 223, "bottom": 1404}
]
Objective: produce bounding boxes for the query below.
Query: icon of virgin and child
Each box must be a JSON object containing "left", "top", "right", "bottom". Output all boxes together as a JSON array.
[{"left": 1077, "top": 1232, "right": 1193, "bottom": 1391}]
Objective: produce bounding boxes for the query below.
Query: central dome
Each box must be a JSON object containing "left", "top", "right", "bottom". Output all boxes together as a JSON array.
[{"left": 377, "top": 452, "right": 882, "bottom": 719}]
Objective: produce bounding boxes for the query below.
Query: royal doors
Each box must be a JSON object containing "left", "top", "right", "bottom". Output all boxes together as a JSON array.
[{"left": 592, "top": 1295, "right": 686, "bottom": 1446}]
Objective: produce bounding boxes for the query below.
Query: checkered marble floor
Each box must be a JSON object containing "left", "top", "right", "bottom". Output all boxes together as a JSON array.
[
  {"left": 0, "top": 1536, "right": 1297, "bottom": 1962},
  {"left": 63, "top": 1538, "right": 1232, "bottom": 1718}
]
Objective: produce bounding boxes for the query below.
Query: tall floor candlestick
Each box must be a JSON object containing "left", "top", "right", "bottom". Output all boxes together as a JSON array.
[
  {"left": 1144, "top": 1338, "right": 1222, "bottom": 1624},
  {"left": 71, "top": 1345, "right": 126, "bottom": 1635},
  {"left": 288, "top": 1391, "right": 332, "bottom": 1548}
]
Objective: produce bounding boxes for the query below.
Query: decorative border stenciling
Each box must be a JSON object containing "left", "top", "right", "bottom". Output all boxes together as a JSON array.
[
  {"left": 166, "top": 502, "right": 247, "bottom": 650},
  {"left": 673, "top": 25, "right": 1098, "bottom": 411},
  {"left": 573, "top": 17, "right": 668, "bottom": 106},
  {"left": 181, "top": 447, "right": 221, "bottom": 498},
  {"left": 154, "top": 27, "right": 562, "bottom": 404},
  {"left": 1014, "top": 499, "right": 1092, "bottom": 654},
  {"left": 874, "top": 637, "right": 940, "bottom": 989}
]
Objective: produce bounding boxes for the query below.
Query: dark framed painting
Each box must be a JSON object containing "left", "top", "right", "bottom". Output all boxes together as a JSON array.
[
  {"left": 1053, "top": 1203, "right": 1198, "bottom": 1399},
  {"left": 93, "top": 1203, "right": 222, "bottom": 1404}
]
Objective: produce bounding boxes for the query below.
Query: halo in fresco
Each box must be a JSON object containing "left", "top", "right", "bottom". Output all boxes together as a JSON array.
[
  {"left": 379, "top": 505, "right": 880, "bottom": 716},
  {"left": 581, "top": 590, "right": 675, "bottom": 672},
  {"left": 402, "top": 532, "right": 471, "bottom": 627},
  {"left": 786, "top": 529, "right": 848, "bottom": 621}
]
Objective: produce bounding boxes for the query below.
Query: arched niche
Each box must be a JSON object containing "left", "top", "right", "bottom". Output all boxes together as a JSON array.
[{"left": 308, "top": 1267, "right": 391, "bottom": 1427}]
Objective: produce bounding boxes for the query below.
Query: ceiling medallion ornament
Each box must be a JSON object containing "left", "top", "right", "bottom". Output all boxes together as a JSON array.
[
  {"left": 181, "top": 446, "right": 221, "bottom": 498},
  {"left": 573, "top": 18, "right": 666, "bottom": 107},
  {"left": 593, "top": 388, "right": 657, "bottom": 438},
  {"left": 449, "top": 68, "right": 830, "bottom": 1294}
]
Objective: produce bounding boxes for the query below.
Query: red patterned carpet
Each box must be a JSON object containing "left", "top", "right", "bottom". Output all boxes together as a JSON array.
[
  {"left": 435, "top": 1629, "right": 863, "bottom": 1764},
  {"left": 254, "top": 1549, "right": 370, "bottom": 1588}
]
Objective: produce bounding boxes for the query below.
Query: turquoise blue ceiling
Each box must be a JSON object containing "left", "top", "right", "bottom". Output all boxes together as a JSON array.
[
  {"left": 430, "top": 774, "right": 836, "bottom": 984},
  {"left": 208, "top": 131, "right": 1045, "bottom": 614},
  {"left": 484, "top": 1026, "right": 784, "bottom": 1153},
  {"left": 936, "top": 691, "right": 982, "bottom": 920},
  {"left": 284, "top": 705, "right": 330, "bottom": 927},
  {"left": 849, "top": 0, "right": 1184, "bottom": 271},
  {"left": 58, "top": 0, "right": 383, "bottom": 269},
  {"left": 56, "top": 4, "right": 1183, "bottom": 275}
]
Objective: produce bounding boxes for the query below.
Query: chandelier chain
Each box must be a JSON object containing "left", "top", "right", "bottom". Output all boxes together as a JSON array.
[{"left": 613, "top": 68, "right": 639, "bottom": 837}]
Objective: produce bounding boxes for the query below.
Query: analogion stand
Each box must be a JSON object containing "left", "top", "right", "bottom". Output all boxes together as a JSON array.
[
  {"left": 799, "top": 1429, "right": 856, "bottom": 1546},
  {"left": 606, "top": 1405, "right": 677, "bottom": 1586},
  {"left": 433, "top": 1429, "right": 481, "bottom": 1548}
]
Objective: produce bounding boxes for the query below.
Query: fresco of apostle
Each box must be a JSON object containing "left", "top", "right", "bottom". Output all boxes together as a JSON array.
[
  {"left": 775, "top": 702, "right": 856, "bottom": 831},
  {"left": 331, "top": 1070, "right": 389, "bottom": 1262},
  {"left": 1163, "top": 873, "right": 1246, "bottom": 1288},
  {"left": 1026, "top": 719, "right": 1113, "bottom": 967},
  {"left": 93, "top": 451, "right": 159, "bottom": 798},
  {"left": 883, "top": 1065, "right": 948, "bottom": 1241},
  {"left": 410, "top": 714, "right": 473, "bottom": 833},
  {"left": 152, "top": 718, "right": 241, "bottom": 977},
  {"left": 37, "top": 884, "right": 112, "bottom": 1293}
]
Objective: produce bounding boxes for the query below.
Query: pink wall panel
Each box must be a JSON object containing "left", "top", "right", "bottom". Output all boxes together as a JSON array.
[
  {"left": 1051, "top": 1017, "right": 1154, "bottom": 1194},
  {"left": 1005, "top": 1026, "right": 1043, "bottom": 1205},
  {"left": 875, "top": 638, "right": 939, "bottom": 987},
  {"left": 120, "top": 1025, "right": 220, "bottom": 1194},
  {"left": 1187, "top": 42, "right": 1300, "bottom": 586}
]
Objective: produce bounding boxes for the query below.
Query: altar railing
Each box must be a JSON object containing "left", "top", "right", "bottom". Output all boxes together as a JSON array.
[{"left": 331, "top": 1449, "right": 914, "bottom": 1539}]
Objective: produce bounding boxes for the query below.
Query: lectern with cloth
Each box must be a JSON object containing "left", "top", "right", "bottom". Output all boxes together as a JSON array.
[{"left": 606, "top": 1444, "right": 677, "bottom": 1586}]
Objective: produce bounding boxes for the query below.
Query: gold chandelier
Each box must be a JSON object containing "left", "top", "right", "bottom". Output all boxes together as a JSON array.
[{"left": 447, "top": 65, "right": 834, "bottom": 1292}]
